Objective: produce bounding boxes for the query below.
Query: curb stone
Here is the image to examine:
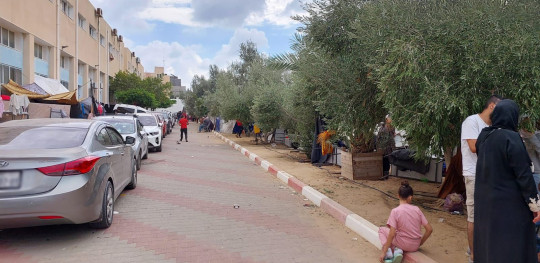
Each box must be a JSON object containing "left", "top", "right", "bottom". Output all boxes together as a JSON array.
[{"left": 213, "top": 132, "right": 437, "bottom": 263}]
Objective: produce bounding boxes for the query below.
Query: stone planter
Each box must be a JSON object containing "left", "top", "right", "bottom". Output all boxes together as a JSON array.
[{"left": 341, "top": 151, "right": 383, "bottom": 180}]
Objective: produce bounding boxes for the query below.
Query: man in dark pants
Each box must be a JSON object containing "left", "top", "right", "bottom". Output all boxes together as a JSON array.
[{"left": 178, "top": 116, "right": 189, "bottom": 144}]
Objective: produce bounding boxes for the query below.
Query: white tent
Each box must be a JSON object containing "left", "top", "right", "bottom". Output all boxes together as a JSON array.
[{"left": 34, "top": 75, "right": 69, "bottom": 95}]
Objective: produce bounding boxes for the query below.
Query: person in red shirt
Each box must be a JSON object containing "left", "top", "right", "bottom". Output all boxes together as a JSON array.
[{"left": 178, "top": 116, "right": 189, "bottom": 144}]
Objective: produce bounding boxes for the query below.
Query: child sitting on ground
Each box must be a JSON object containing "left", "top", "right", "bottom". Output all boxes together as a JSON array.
[{"left": 379, "top": 181, "right": 433, "bottom": 263}]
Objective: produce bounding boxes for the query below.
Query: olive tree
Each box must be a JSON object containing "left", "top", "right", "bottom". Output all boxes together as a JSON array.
[{"left": 349, "top": 0, "right": 540, "bottom": 163}]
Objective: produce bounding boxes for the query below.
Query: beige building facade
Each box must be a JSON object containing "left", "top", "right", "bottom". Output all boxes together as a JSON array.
[
  {"left": 145, "top": 66, "right": 170, "bottom": 84},
  {"left": 0, "top": 0, "right": 144, "bottom": 104}
]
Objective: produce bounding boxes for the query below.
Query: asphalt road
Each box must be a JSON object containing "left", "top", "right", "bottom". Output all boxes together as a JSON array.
[{"left": 0, "top": 124, "right": 378, "bottom": 263}]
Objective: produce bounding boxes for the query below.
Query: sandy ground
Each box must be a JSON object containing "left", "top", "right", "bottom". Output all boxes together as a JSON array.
[{"left": 220, "top": 133, "right": 467, "bottom": 263}]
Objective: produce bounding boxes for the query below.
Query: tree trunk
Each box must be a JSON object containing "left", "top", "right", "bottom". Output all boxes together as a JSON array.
[{"left": 443, "top": 146, "right": 454, "bottom": 174}]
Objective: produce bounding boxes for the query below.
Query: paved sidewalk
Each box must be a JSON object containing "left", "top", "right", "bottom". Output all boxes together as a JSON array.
[
  {"left": 213, "top": 132, "right": 438, "bottom": 263},
  {"left": 0, "top": 124, "right": 379, "bottom": 263}
]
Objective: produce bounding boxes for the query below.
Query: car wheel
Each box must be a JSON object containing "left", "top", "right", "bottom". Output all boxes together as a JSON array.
[
  {"left": 142, "top": 150, "right": 148, "bottom": 159},
  {"left": 89, "top": 181, "right": 114, "bottom": 229},
  {"left": 126, "top": 160, "right": 137, "bottom": 190},
  {"left": 156, "top": 144, "right": 162, "bottom": 152},
  {"left": 136, "top": 152, "right": 142, "bottom": 170}
]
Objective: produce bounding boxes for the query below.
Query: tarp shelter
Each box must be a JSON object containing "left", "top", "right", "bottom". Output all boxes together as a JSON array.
[
  {"left": 33, "top": 75, "right": 69, "bottom": 95},
  {"left": 1, "top": 80, "right": 50, "bottom": 99},
  {"left": 44, "top": 90, "right": 78, "bottom": 105}
]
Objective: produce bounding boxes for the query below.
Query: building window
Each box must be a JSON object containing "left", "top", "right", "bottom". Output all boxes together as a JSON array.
[
  {"left": 0, "top": 64, "right": 22, "bottom": 85},
  {"left": 78, "top": 15, "right": 86, "bottom": 30},
  {"left": 60, "top": 80, "right": 69, "bottom": 88},
  {"left": 1, "top": 27, "right": 15, "bottom": 48},
  {"left": 34, "top": 44, "right": 43, "bottom": 59},
  {"left": 89, "top": 25, "right": 97, "bottom": 39},
  {"left": 61, "top": 0, "right": 74, "bottom": 19},
  {"left": 100, "top": 35, "right": 105, "bottom": 46}
]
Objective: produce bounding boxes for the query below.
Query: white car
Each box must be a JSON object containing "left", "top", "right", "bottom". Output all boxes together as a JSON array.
[
  {"left": 136, "top": 113, "right": 162, "bottom": 152},
  {"left": 114, "top": 104, "right": 148, "bottom": 114},
  {"left": 94, "top": 115, "right": 149, "bottom": 170}
]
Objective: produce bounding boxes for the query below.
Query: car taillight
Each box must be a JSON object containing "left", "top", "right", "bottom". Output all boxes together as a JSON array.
[{"left": 37, "top": 156, "right": 101, "bottom": 176}]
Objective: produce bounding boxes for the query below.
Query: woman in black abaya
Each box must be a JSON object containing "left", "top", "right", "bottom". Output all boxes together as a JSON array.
[{"left": 474, "top": 99, "right": 540, "bottom": 263}]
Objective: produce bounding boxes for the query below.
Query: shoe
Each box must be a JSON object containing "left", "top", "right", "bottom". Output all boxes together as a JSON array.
[
  {"left": 392, "top": 248, "right": 403, "bottom": 263},
  {"left": 385, "top": 248, "right": 393, "bottom": 259},
  {"left": 392, "top": 253, "right": 403, "bottom": 263},
  {"left": 176, "top": 141, "right": 181, "bottom": 144}
]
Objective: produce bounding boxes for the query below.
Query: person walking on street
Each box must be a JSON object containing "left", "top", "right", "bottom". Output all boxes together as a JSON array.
[
  {"left": 461, "top": 95, "right": 501, "bottom": 262},
  {"left": 474, "top": 99, "right": 540, "bottom": 263},
  {"left": 178, "top": 115, "right": 189, "bottom": 144}
]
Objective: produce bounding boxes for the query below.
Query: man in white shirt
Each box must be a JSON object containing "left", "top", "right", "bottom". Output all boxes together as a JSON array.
[{"left": 461, "top": 95, "right": 502, "bottom": 262}]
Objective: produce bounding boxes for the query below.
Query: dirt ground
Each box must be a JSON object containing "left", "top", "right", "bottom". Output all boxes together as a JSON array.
[{"left": 221, "top": 133, "right": 467, "bottom": 263}]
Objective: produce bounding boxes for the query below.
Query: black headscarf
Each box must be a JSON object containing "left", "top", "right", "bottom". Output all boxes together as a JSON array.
[{"left": 490, "top": 99, "right": 520, "bottom": 131}]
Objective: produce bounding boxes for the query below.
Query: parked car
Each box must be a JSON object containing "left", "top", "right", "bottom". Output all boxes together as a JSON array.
[
  {"left": 94, "top": 115, "right": 149, "bottom": 170},
  {"left": 137, "top": 113, "right": 163, "bottom": 152},
  {"left": 0, "top": 119, "right": 137, "bottom": 229},
  {"left": 152, "top": 113, "right": 167, "bottom": 138},
  {"left": 152, "top": 112, "right": 171, "bottom": 135},
  {"left": 113, "top": 104, "right": 148, "bottom": 114},
  {"left": 160, "top": 112, "right": 173, "bottom": 134}
]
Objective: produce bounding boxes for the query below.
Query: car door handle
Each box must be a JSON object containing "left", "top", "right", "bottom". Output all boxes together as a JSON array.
[
  {"left": 105, "top": 152, "right": 112, "bottom": 158},
  {"left": 120, "top": 152, "right": 125, "bottom": 156}
]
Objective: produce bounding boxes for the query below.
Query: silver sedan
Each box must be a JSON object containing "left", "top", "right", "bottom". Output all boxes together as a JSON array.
[{"left": 0, "top": 119, "right": 137, "bottom": 229}]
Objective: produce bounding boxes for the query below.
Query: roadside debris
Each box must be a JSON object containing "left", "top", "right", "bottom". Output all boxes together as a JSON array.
[{"left": 233, "top": 204, "right": 240, "bottom": 209}]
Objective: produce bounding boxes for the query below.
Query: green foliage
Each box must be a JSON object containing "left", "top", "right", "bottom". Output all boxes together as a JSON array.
[
  {"left": 115, "top": 88, "right": 156, "bottom": 108},
  {"left": 348, "top": 0, "right": 540, "bottom": 157},
  {"left": 293, "top": 0, "right": 385, "bottom": 152},
  {"left": 251, "top": 83, "right": 284, "bottom": 132},
  {"left": 110, "top": 71, "right": 174, "bottom": 109}
]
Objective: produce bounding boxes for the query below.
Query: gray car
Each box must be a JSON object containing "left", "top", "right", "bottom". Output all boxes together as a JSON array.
[
  {"left": 94, "top": 115, "right": 149, "bottom": 170},
  {"left": 0, "top": 119, "right": 137, "bottom": 229}
]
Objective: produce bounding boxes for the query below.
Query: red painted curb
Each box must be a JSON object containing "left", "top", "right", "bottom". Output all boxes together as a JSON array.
[
  {"left": 320, "top": 198, "right": 353, "bottom": 224},
  {"left": 244, "top": 151, "right": 250, "bottom": 157},
  {"left": 254, "top": 157, "right": 262, "bottom": 165},
  {"left": 268, "top": 165, "right": 279, "bottom": 176},
  {"left": 287, "top": 177, "right": 306, "bottom": 193}
]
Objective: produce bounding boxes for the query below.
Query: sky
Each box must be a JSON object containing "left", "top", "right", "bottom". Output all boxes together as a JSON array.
[{"left": 88, "top": 0, "right": 309, "bottom": 89}]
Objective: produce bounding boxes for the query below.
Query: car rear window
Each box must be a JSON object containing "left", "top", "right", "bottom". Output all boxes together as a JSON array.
[
  {"left": 138, "top": 116, "right": 157, "bottom": 126},
  {"left": 116, "top": 106, "right": 135, "bottom": 114},
  {"left": 0, "top": 127, "right": 88, "bottom": 149},
  {"left": 100, "top": 119, "right": 135, "bottom": 134}
]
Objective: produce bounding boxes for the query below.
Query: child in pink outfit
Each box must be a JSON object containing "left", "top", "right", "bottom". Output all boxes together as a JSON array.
[{"left": 379, "top": 181, "right": 433, "bottom": 263}]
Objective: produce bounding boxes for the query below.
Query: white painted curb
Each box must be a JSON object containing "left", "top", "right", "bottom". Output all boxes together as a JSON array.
[
  {"left": 302, "top": 186, "right": 328, "bottom": 207},
  {"left": 277, "top": 171, "right": 292, "bottom": 184},
  {"left": 345, "top": 214, "right": 382, "bottom": 249}
]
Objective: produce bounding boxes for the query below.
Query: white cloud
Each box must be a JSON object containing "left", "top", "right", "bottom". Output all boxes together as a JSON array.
[
  {"left": 213, "top": 28, "right": 269, "bottom": 68},
  {"left": 139, "top": 7, "right": 201, "bottom": 27},
  {"left": 246, "top": 0, "right": 306, "bottom": 27},
  {"left": 133, "top": 41, "right": 211, "bottom": 87},
  {"left": 91, "top": 0, "right": 156, "bottom": 34},
  {"left": 133, "top": 27, "right": 268, "bottom": 88}
]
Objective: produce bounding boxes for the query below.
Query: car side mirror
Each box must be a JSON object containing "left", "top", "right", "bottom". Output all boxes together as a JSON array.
[
  {"left": 158, "top": 123, "right": 162, "bottom": 127},
  {"left": 125, "top": 136, "right": 136, "bottom": 145}
]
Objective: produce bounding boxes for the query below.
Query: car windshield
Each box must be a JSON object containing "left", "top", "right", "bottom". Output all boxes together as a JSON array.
[
  {"left": 0, "top": 126, "right": 88, "bottom": 150},
  {"left": 101, "top": 119, "right": 135, "bottom": 134},
  {"left": 139, "top": 116, "right": 157, "bottom": 126}
]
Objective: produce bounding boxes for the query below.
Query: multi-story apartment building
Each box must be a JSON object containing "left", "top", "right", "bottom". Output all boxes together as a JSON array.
[{"left": 0, "top": 0, "right": 144, "bottom": 104}]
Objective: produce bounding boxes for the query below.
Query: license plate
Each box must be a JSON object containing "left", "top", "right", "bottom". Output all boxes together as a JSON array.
[{"left": 0, "top": 171, "right": 21, "bottom": 189}]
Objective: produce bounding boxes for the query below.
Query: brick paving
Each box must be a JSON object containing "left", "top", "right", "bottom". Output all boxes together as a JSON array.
[{"left": 0, "top": 124, "right": 379, "bottom": 263}]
